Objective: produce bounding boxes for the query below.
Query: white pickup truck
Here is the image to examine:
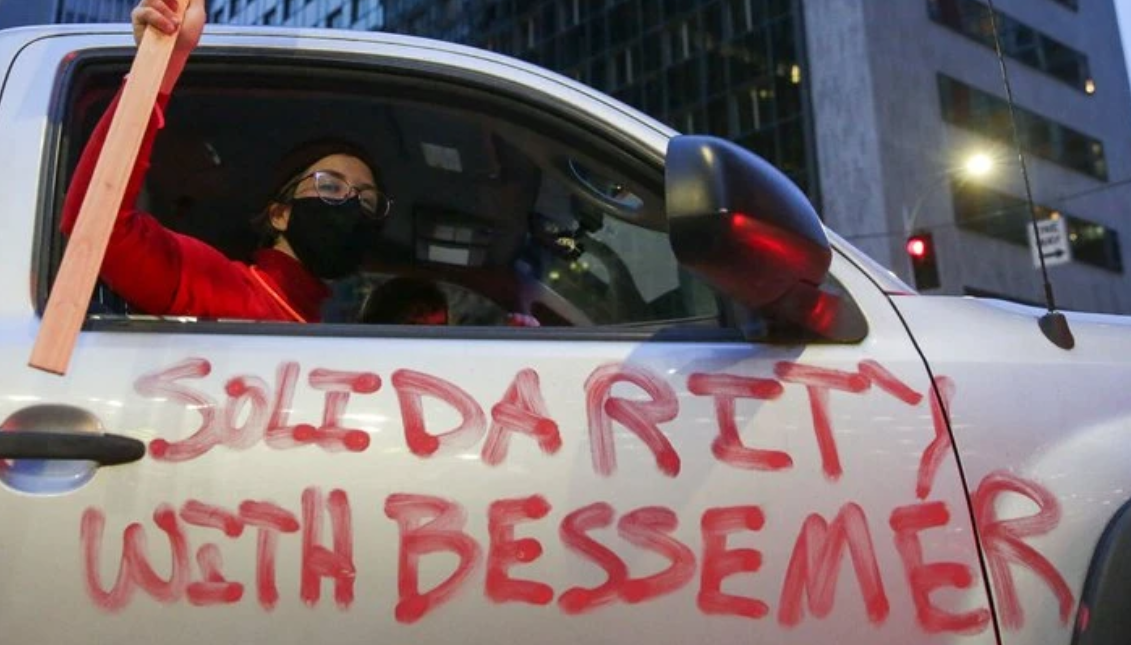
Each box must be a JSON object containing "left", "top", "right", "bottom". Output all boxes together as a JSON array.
[{"left": 1, "top": 23, "right": 1129, "bottom": 645}]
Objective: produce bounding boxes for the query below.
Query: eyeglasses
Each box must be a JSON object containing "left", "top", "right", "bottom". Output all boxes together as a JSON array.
[{"left": 280, "top": 170, "right": 394, "bottom": 220}]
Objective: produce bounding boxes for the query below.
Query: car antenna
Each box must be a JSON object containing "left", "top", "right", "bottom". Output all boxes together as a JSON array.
[{"left": 985, "top": 0, "right": 1075, "bottom": 350}]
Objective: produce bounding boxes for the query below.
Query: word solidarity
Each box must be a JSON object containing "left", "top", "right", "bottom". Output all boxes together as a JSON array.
[{"left": 137, "top": 358, "right": 936, "bottom": 486}]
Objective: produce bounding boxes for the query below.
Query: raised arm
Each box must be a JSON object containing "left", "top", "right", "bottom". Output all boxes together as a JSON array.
[{"left": 59, "top": 0, "right": 208, "bottom": 314}]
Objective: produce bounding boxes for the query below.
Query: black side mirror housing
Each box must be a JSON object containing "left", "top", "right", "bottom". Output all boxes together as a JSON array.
[
  {"left": 665, "top": 135, "right": 831, "bottom": 310},
  {"left": 665, "top": 136, "right": 864, "bottom": 341}
]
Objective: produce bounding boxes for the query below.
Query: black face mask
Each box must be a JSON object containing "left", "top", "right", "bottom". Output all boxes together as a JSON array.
[{"left": 284, "top": 197, "right": 370, "bottom": 279}]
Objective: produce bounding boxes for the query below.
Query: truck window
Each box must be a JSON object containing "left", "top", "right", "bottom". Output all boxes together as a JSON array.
[{"left": 45, "top": 56, "right": 721, "bottom": 332}]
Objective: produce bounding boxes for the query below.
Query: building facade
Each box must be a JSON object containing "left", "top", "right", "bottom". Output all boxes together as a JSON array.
[
  {"left": 0, "top": 0, "right": 62, "bottom": 28},
  {"left": 201, "top": 0, "right": 383, "bottom": 29},
  {"left": 0, "top": 0, "right": 135, "bottom": 26},
  {"left": 382, "top": 0, "right": 1131, "bottom": 314},
  {"left": 806, "top": 0, "right": 1131, "bottom": 312},
  {"left": 8, "top": 0, "right": 386, "bottom": 29},
  {"left": 55, "top": 0, "right": 135, "bottom": 23},
  {"left": 382, "top": 0, "right": 817, "bottom": 196}
]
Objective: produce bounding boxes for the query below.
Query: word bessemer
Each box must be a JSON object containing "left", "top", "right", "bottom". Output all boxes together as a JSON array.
[{"left": 80, "top": 358, "right": 1073, "bottom": 635}]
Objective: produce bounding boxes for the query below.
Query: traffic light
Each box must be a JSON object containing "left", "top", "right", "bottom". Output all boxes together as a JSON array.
[{"left": 906, "top": 232, "right": 940, "bottom": 290}]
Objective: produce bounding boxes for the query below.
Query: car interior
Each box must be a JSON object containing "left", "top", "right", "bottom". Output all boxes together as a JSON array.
[{"left": 49, "top": 55, "right": 722, "bottom": 331}]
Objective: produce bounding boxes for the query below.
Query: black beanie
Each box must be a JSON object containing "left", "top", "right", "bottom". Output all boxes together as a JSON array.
[{"left": 267, "top": 137, "right": 382, "bottom": 202}]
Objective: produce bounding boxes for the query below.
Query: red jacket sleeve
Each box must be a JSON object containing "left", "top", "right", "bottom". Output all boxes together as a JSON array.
[
  {"left": 59, "top": 83, "right": 307, "bottom": 321},
  {"left": 60, "top": 84, "right": 187, "bottom": 314}
]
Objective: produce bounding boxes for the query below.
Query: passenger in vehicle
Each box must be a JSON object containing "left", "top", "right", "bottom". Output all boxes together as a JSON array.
[
  {"left": 60, "top": 0, "right": 390, "bottom": 323},
  {"left": 360, "top": 277, "right": 449, "bottom": 325}
]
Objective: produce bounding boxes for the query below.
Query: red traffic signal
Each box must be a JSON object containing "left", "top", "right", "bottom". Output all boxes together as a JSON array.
[{"left": 906, "top": 233, "right": 940, "bottom": 290}]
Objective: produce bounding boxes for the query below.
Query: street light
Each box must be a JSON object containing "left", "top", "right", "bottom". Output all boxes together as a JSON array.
[
  {"left": 963, "top": 153, "right": 994, "bottom": 178},
  {"left": 903, "top": 150, "right": 999, "bottom": 235},
  {"left": 900, "top": 150, "right": 1000, "bottom": 290}
]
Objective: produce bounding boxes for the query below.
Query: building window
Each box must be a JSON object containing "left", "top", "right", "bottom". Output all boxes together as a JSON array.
[
  {"left": 927, "top": 0, "right": 1091, "bottom": 92},
  {"left": 734, "top": 84, "right": 767, "bottom": 134},
  {"left": 326, "top": 8, "right": 343, "bottom": 28},
  {"left": 938, "top": 75, "right": 1107, "bottom": 180},
  {"left": 283, "top": 0, "right": 293, "bottom": 20},
  {"left": 952, "top": 183, "right": 1123, "bottom": 272},
  {"left": 523, "top": 16, "right": 536, "bottom": 49},
  {"left": 1049, "top": 0, "right": 1077, "bottom": 10},
  {"left": 263, "top": 8, "right": 277, "bottom": 24},
  {"left": 607, "top": 47, "right": 636, "bottom": 88},
  {"left": 706, "top": 95, "right": 731, "bottom": 137},
  {"left": 604, "top": 3, "right": 629, "bottom": 45}
]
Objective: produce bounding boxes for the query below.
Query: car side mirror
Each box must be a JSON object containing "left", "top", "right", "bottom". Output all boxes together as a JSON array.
[{"left": 666, "top": 136, "right": 862, "bottom": 341}]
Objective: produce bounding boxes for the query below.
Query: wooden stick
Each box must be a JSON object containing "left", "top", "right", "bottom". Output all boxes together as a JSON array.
[{"left": 29, "top": 11, "right": 186, "bottom": 375}]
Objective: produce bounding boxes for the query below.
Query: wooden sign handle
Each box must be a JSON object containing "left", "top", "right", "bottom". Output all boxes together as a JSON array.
[{"left": 29, "top": 10, "right": 187, "bottom": 375}]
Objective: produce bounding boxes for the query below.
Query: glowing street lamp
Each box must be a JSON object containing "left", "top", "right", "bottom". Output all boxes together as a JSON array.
[
  {"left": 963, "top": 153, "right": 994, "bottom": 177},
  {"left": 903, "top": 150, "right": 998, "bottom": 234}
]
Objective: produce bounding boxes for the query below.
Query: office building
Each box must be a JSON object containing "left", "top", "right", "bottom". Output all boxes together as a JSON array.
[
  {"left": 0, "top": 0, "right": 134, "bottom": 26},
  {"left": 5, "top": 0, "right": 385, "bottom": 29},
  {"left": 55, "top": 0, "right": 135, "bottom": 23},
  {"left": 383, "top": 1, "right": 816, "bottom": 194},
  {"left": 385, "top": 0, "right": 1131, "bottom": 313},
  {"left": 196, "top": 0, "right": 382, "bottom": 30},
  {"left": 0, "top": 0, "right": 103, "bottom": 28},
  {"left": 805, "top": 0, "right": 1131, "bottom": 312}
]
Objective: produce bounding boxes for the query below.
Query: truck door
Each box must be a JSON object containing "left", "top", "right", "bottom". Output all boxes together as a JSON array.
[{"left": 0, "top": 32, "right": 995, "bottom": 644}]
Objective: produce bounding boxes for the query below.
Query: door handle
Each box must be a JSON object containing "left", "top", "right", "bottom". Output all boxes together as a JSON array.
[{"left": 0, "top": 431, "right": 145, "bottom": 466}]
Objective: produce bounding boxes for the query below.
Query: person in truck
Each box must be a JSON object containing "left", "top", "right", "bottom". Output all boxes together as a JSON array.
[{"left": 61, "top": 0, "right": 392, "bottom": 323}]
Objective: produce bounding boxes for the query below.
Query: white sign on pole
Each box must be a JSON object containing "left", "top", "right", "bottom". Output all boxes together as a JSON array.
[{"left": 1028, "top": 217, "right": 1071, "bottom": 269}]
